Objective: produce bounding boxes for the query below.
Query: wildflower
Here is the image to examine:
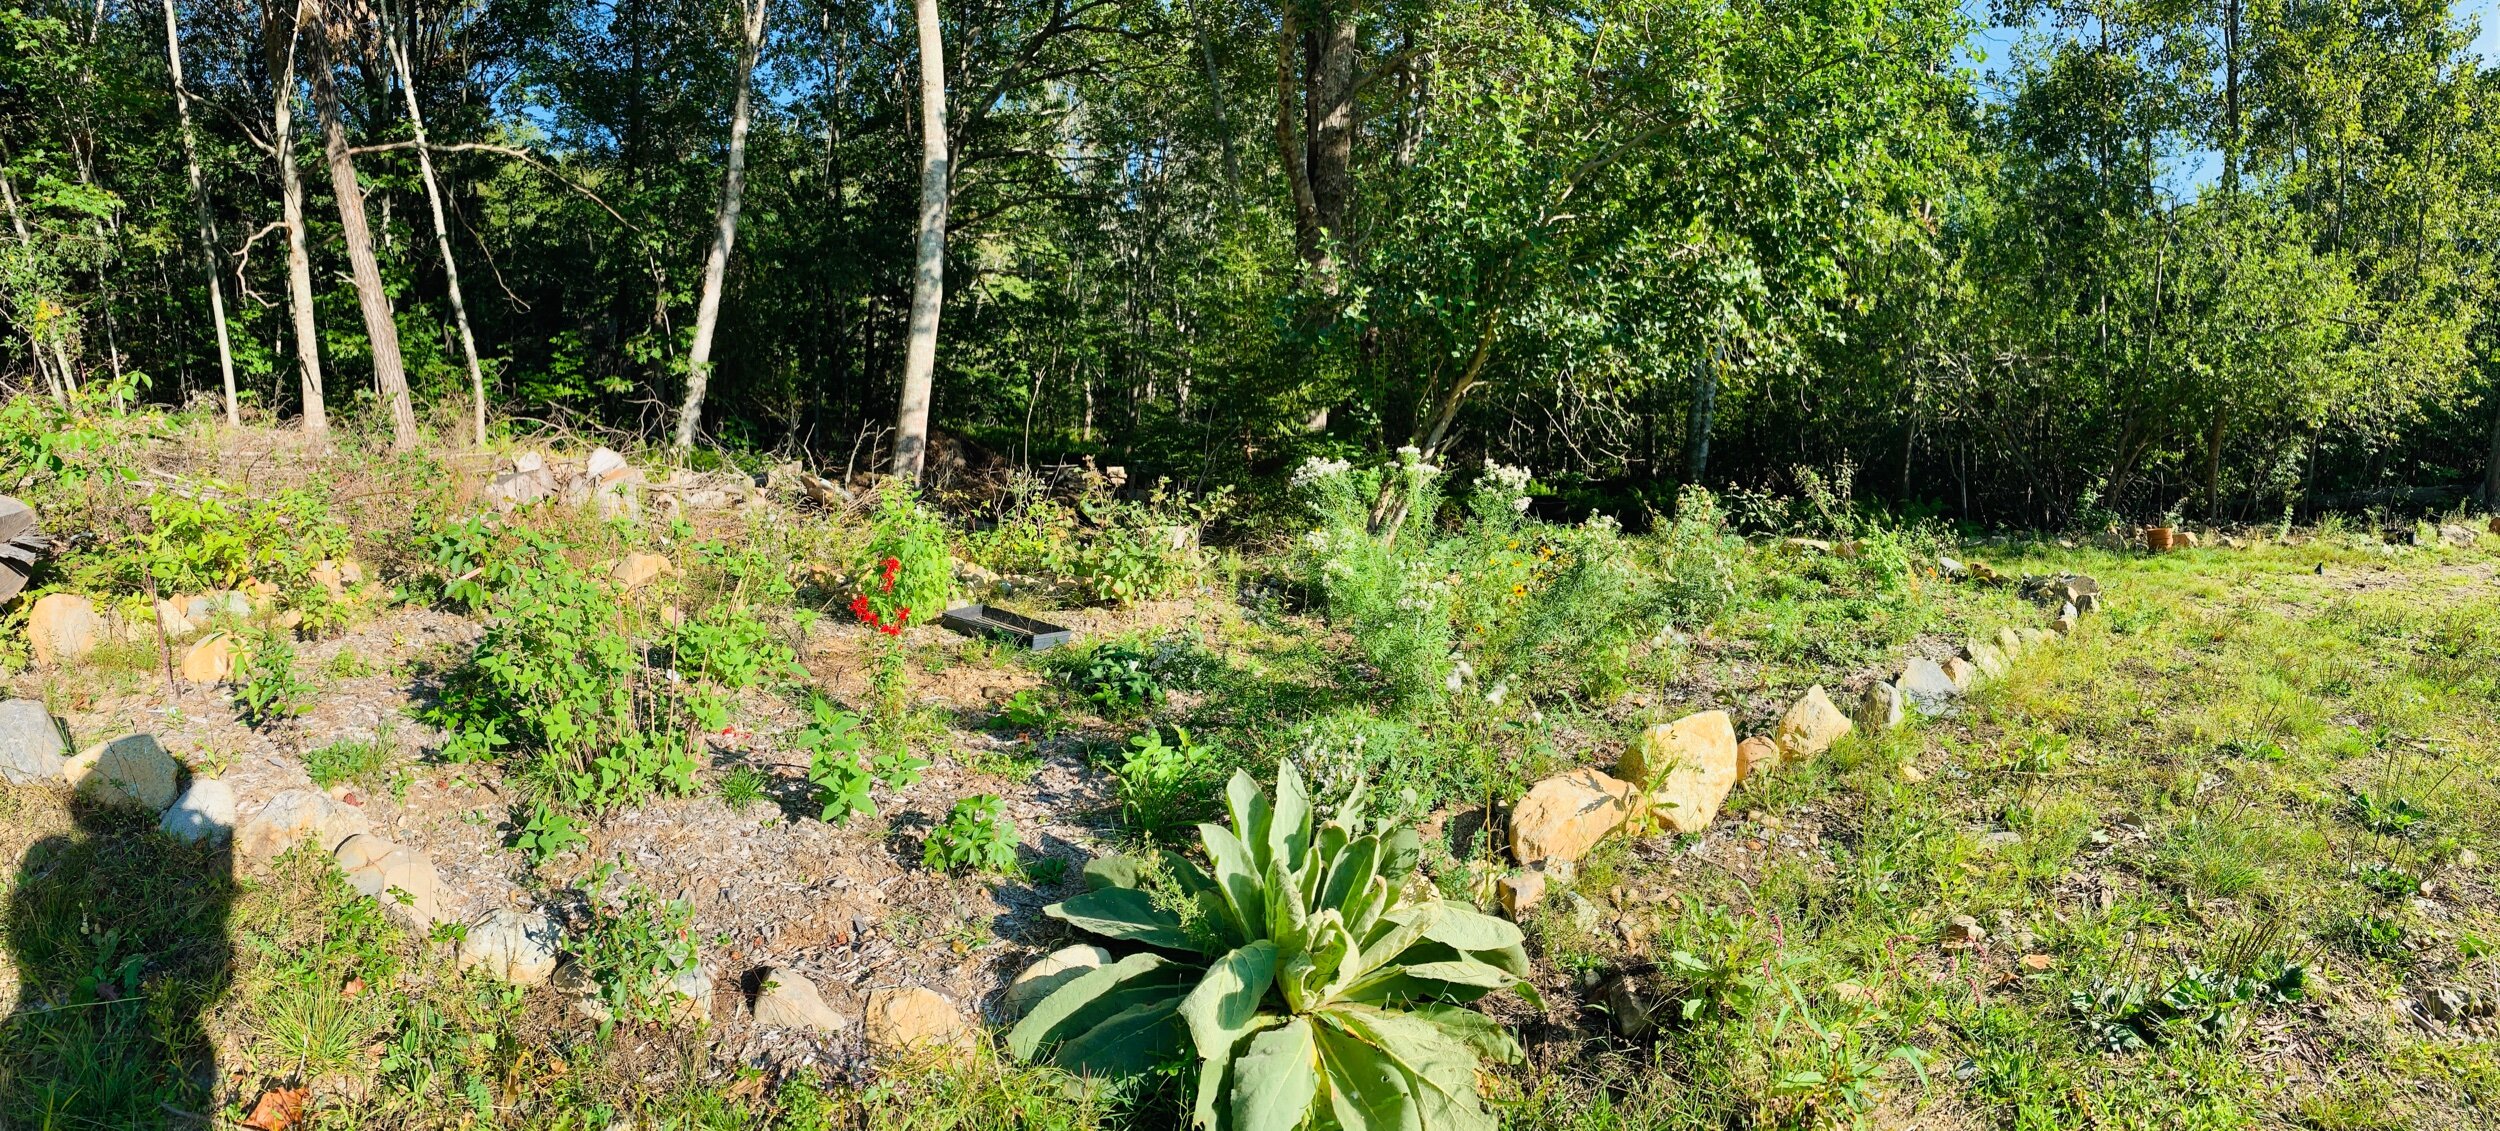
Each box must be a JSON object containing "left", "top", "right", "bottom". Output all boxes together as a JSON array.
[{"left": 1485, "top": 680, "right": 1509, "bottom": 707}]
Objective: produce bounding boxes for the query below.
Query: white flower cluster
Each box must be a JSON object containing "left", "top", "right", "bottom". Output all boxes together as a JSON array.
[
  {"left": 1291, "top": 455, "right": 1352, "bottom": 488},
  {"left": 1444, "top": 658, "right": 1476, "bottom": 693},
  {"left": 1395, "top": 445, "right": 1442, "bottom": 479},
  {"left": 1395, "top": 563, "right": 1453, "bottom": 613},
  {"left": 1482, "top": 459, "right": 1534, "bottom": 513}
]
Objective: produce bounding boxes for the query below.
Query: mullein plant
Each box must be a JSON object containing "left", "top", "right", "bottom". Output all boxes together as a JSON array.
[{"left": 1011, "top": 763, "right": 1535, "bottom": 1130}]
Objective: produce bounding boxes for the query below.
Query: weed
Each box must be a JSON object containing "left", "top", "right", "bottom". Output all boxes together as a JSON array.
[
  {"left": 922, "top": 795, "right": 1020, "bottom": 875},
  {"left": 513, "top": 802, "right": 586, "bottom": 864},
  {"left": 993, "top": 688, "right": 1059, "bottom": 736},
  {"left": 303, "top": 725, "right": 394, "bottom": 789},
  {"left": 572, "top": 870, "right": 701, "bottom": 1025},
  {"left": 716, "top": 765, "right": 769, "bottom": 811},
  {"left": 2071, "top": 962, "right": 2305, "bottom": 1051},
  {"left": 796, "top": 695, "right": 874, "bottom": 824},
  {"left": 237, "top": 629, "right": 314, "bottom": 726},
  {"left": 1111, "top": 726, "right": 1219, "bottom": 842},
  {"left": 2348, "top": 790, "right": 2430, "bottom": 837},
  {"left": 1065, "top": 640, "right": 1163, "bottom": 715}
]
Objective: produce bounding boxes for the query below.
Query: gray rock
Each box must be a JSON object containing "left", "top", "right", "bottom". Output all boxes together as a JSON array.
[
  {"left": 159, "top": 778, "right": 237, "bottom": 844},
  {"left": 1002, "top": 945, "right": 1111, "bottom": 1018},
  {"left": 1898, "top": 658, "right": 1962, "bottom": 716},
  {"left": 752, "top": 967, "right": 848, "bottom": 1031},
  {"left": 670, "top": 962, "right": 714, "bottom": 1022},
  {"left": 1967, "top": 642, "right": 2009, "bottom": 679},
  {"left": 0, "top": 699, "right": 66, "bottom": 786},
  {"left": 455, "top": 908, "right": 563, "bottom": 986},
  {"left": 237, "top": 789, "right": 369, "bottom": 861},
  {"left": 1855, "top": 682, "right": 1904, "bottom": 731},
  {"left": 63, "top": 734, "right": 180, "bottom": 811},
  {"left": 2076, "top": 592, "right": 2101, "bottom": 614}
]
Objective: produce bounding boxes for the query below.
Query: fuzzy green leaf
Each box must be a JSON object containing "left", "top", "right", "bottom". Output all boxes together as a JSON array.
[
  {"left": 1317, "top": 1017, "right": 1423, "bottom": 1131},
  {"left": 1007, "top": 952, "right": 1189, "bottom": 1059},
  {"left": 1200, "top": 821, "right": 1270, "bottom": 942},
  {"left": 1046, "top": 887, "right": 1198, "bottom": 951},
  {"left": 1232, "top": 1016, "right": 1320, "bottom": 1131}
]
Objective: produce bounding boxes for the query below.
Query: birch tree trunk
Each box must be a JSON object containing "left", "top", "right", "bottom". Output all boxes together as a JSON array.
[
  {"left": 672, "top": 0, "right": 767, "bottom": 451},
  {"left": 890, "top": 0, "right": 948, "bottom": 482},
  {"left": 384, "top": 20, "right": 488, "bottom": 447},
  {"left": 163, "top": 0, "right": 239, "bottom": 426},
  {"left": 0, "top": 167, "right": 68, "bottom": 406},
  {"left": 267, "top": 0, "right": 325, "bottom": 434},
  {"left": 308, "top": 7, "right": 419, "bottom": 450}
]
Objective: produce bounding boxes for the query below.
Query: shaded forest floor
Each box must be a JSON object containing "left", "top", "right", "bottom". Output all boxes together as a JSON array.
[{"left": 1, "top": 428, "right": 2496, "bottom": 1130}]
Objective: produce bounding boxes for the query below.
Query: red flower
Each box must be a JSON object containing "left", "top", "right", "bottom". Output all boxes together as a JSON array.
[
  {"left": 879, "top": 556, "right": 901, "bottom": 592},
  {"left": 850, "top": 594, "right": 874, "bottom": 623}
]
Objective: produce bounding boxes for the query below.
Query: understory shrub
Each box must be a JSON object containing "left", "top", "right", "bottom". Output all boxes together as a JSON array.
[
  {"left": 1294, "top": 450, "right": 1656, "bottom": 707},
  {"left": 1011, "top": 764, "right": 1532, "bottom": 1129},
  {"left": 958, "top": 473, "right": 1227, "bottom": 605}
]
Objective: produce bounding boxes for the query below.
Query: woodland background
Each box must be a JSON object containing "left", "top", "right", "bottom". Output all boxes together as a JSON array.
[{"left": 3, "top": 0, "right": 2498, "bottom": 526}]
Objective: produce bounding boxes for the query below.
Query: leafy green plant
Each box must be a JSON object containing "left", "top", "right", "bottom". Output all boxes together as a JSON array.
[
  {"left": 237, "top": 629, "right": 314, "bottom": 726},
  {"left": 1114, "top": 726, "right": 1220, "bottom": 843},
  {"left": 2347, "top": 790, "right": 2428, "bottom": 837},
  {"left": 571, "top": 872, "right": 701, "bottom": 1025},
  {"left": 923, "top": 795, "right": 1021, "bottom": 875},
  {"left": 1067, "top": 641, "right": 1164, "bottom": 715},
  {"left": 796, "top": 695, "right": 874, "bottom": 824},
  {"left": 514, "top": 802, "right": 586, "bottom": 864},
  {"left": 717, "top": 766, "right": 769, "bottom": 811},
  {"left": 1010, "top": 764, "right": 1533, "bottom": 1130},
  {"left": 303, "top": 725, "right": 393, "bottom": 789},
  {"left": 2070, "top": 963, "right": 2306, "bottom": 1052},
  {"left": 665, "top": 605, "right": 800, "bottom": 690},
  {"left": 996, "top": 688, "right": 1059, "bottom": 735}
]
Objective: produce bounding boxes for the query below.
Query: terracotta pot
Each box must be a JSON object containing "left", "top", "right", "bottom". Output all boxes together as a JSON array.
[{"left": 2144, "top": 526, "right": 2176, "bottom": 553}]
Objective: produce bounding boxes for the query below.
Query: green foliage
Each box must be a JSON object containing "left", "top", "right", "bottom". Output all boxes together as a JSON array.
[
  {"left": 2070, "top": 963, "right": 2306, "bottom": 1052},
  {"left": 2347, "top": 790, "right": 2430, "bottom": 838},
  {"left": 302, "top": 726, "right": 393, "bottom": 789},
  {"left": 716, "top": 765, "right": 769, "bottom": 811},
  {"left": 1294, "top": 452, "right": 1654, "bottom": 707},
  {"left": 663, "top": 604, "right": 799, "bottom": 690},
  {"left": 994, "top": 688, "right": 1060, "bottom": 736},
  {"left": 923, "top": 795, "right": 1022, "bottom": 875},
  {"left": 959, "top": 475, "right": 1227, "bottom": 606},
  {"left": 421, "top": 525, "right": 704, "bottom": 812},
  {"left": 1065, "top": 640, "right": 1165, "bottom": 716},
  {"left": 854, "top": 487, "right": 951, "bottom": 633},
  {"left": 795, "top": 694, "right": 874, "bottom": 824},
  {"left": 236, "top": 630, "right": 313, "bottom": 726},
  {"left": 513, "top": 802, "right": 586, "bottom": 864},
  {"left": 1114, "top": 726, "right": 1222, "bottom": 843},
  {"left": 1010, "top": 764, "right": 1532, "bottom": 1131},
  {"left": 571, "top": 871, "right": 701, "bottom": 1026}
]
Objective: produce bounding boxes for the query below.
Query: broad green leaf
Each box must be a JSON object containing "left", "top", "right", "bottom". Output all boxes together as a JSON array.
[
  {"left": 1325, "top": 1006, "right": 1495, "bottom": 1131},
  {"left": 1320, "top": 835, "right": 1378, "bottom": 914},
  {"left": 1265, "top": 854, "right": 1311, "bottom": 955},
  {"left": 1379, "top": 826, "right": 1422, "bottom": 884},
  {"left": 1046, "top": 887, "right": 1198, "bottom": 951},
  {"left": 1181, "top": 941, "right": 1279, "bottom": 1066},
  {"left": 1316, "top": 1017, "right": 1422, "bottom": 1131},
  {"left": 1271, "top": 759, "right": 1312, "bottom": 871},
  {"left": 1232, "top": 1017, "right": 1320, "bottom": 1131},
  {"left": 1406, "top": 1003, "right": 1524, "bottom": 1065},
  {"left": 1200, "top": 822, "right": 1269, "bottom": 941},
  {"left": 1415, "top": 904, "right": 1522, "bottom": 953},
  {"left": 1396, "top": 960, "right": 1516, "bottom": 990},
  {"left": 1084, "top": 854, "right": 1147, "bottom": 891},
  {"left": 1193, "top": 1014, "right": 1283, "bottom": 1130},
  {"left": 1006, "top": 952, "right": 1189, "bottom": 1058},
  {"left": 1226, "top": 770, "right": 1274, "bottom": 871},
  {"left": 1051, "top": 989, "right": 1192, "bottom": 1077}
]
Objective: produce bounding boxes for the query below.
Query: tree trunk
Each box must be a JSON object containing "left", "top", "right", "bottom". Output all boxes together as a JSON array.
[
  {"left": 384, "top": 21, "right": 488, "bottom": 447},
  {"left": 267, "top": 0, "right": 325, "bottom": 434},
  {"left": 890, "top": 0, "right": 948, "bottom": 482},
  {"left": 164, "top": 0, "right": 239, "bottom": 426},
  {"left": 673, "top": 0, "right": 767, "bottom": 451},
  {"left": 2204, "top": 401, "right": 2228, "bottom": 524},
  {"left": 308, "top": 9, "right": 418, "bottom": 450},
  {"left": 0, "top": 167, "right": 68, "bottom": 406}
]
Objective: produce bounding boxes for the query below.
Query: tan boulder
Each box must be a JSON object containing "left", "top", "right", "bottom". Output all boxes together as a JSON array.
[
  {"left": 1003, "top": 945, "right": 1111, "bottom": 1018},
  {"left": 1497, "top": 871, "right": 1547, "bottom": 917},
  {"left": 1619, "top": 710, "right": 1739, "bottom": 834},
  {"left": 180, "top": 632, "right": 241, "bottom": 683},
  {"left": 236, "top": 788, "right": 369, "bottom": 862},
  {"left": 612, "top": 552, "right": 674, "bottom": 591},
  {"left": 1735, "top": 736, "right": 1779, "bottom": 781},
  {"left": 753, "top": 968, "right": 849, "bottom": 1032},
  {"left": 1773, "top": 685, "right": 1852, "bottom": 764},
  {"left": 310, "top": 560, "right": 347, "bottom": 600},
  {"left": 62, "top": 734, "right": 181, "bottom": 811},
  {"left": 29, "top": 593, "right": 101, "bottom": 666},
  {"left": 1855, "top": 682, "right": 1904, "bottom": 731},
  {"left": 1942, "top": 657, "right": 1977, "bottom": 689},
  {"left": 335, "top": 834, "right": 441, "bottom": 930},
  {"left": 864, "top": 986, "right": 969, "bottom": 1053},
  {"left": 1509, "top": 768, "right": 1640, "bottom": 867}
]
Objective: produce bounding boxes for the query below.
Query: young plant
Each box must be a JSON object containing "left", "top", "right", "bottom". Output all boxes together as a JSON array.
[
  {"left": 717, "top": 765, "right": 769, "bottom": 812},
  {"left": 1010, "top": 764, "right": 1534, "bottom": 1130},
  {"left": 514, "top": 802, "right": 586, "bottom": 864},
  {"left": 1114, "top": 726, "right": 1218, "bottom": 843},
  {"left": 795, "top": 695, "right": 874, "bottom": 824},
  {"left": 302, "top": 724, "right": 394, "bottom": 789},
  {"left": 1067, "top": 640, "right": 1163, "bottom": 716},
  {"left": 923, "top": 794, "right": 1021, "bottom": 875},
  {"left": 236, "top": 629, "right": 314, "bottom": 726},
  {"left": 571, "top": 872, "right": 701, "bottom": 1025}
]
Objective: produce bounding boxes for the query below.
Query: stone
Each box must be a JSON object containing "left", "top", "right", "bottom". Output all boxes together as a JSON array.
[
  {"left": 513, "top": 450, "right": 546, "bottom": 475},
  {"left": 1781, "top": 537, "right": 1833, "bottom": 554},
  {"left": 612, "top": 553, "right": 673, "bottom": 590},
  {"left": 594, "top": 473, "right": 642, "bottom": 521},
  {"left": 1994, "top": 626, "right": 2024, "bottom": 654},
  {"left": 2440, "top": 523, "right": 2478, "bottom": 548},
  {"left": 752, "top": 967, "right": 849, "bottom": 1031},
  {"left": 1942, "top": 914, "right": 1986, "bottom": 951},
  {"left": 62, "top": 734, "right": 180, "bottom": 811},
  {"left": 483, "top": 468, "right": 554, "bottom": 508},
  {"left": 236, "top": 788, "right": 369, "bottom": 862},
  {"left": 336, "top": 836, "right": 441, "bottom": 930},
  {"left": 159, "top": 778, "right": 237, "bottom": 844},
  {"left": 2076, "top": 592, "right": 2101, "bottom": 614},
  {"left": 1855, "top": 682, "right": 1904, "bottom": 731},
  {"left": 586, "top": 447, "right": 629, "bottom": 481},
  {"left": 1966, "top": 642, "right": 2008, "bottom": 678},
  {"left": 1621, "top": 710, "right": 1739, "bottom": 834},
  {"left": 2051, "top": 614, "right": 2077, "bottom": 636},
  {"left": 1599, "top": 972, "right": 1667, "bottom": 1038},
  {"left": 669, "top": 963, "right": 714, "bottom": 1022},
  {"left": 1773, "top": 685, "right": 1852, "bottom": 764},
  {"left": 28, "top": 593, "right": 101, "bottom": 666},
  {"left": 310, "top": 561, "right": 347, "bottom": 600},
  {"left": 1497, "top": 871, "right": 1547, "bottom": 917},
  {"left": 152, "top": 598, "right": 197, "bottom": 640},
  {"left": 1509, "top": 768, "right": 1640, "bottom": 867},
  {"left": 0, "top": 698, "right": 67, "bottom": 786},
  {"left": 1735, "top": 736, "right": 1779, "bottom": 781},
  {"left": 455, "top": 908, "right": 562, "bottom": 986},
  {"left": 1898, "top": 658, "right": 1962, "bottom": 716},
  {"left": 180, "top": 632, "right": 241, "bottom": 683},
  {"left": 2019, "top": 627, "right": 2053, "bottom": 647},
  {"left": 1936, "top": 555, "right": 1967, "bottom": 578},
  {"left": 864, "top": 986, "right": 969, "bottom": 1053},
  {"left": 1003, "top": 945, "right": 1111, "bottom": 1018},
  {"left": 338, "top": 560, "right": 366, "bottom": 586},
  {"left": 1942, "top": 657, "right": 1977, "bottom": 689}
]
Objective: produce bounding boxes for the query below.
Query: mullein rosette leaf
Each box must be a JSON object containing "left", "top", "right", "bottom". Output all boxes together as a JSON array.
[{"left": 1011, "top": 763, "right": 1535, "bottom": 1130}]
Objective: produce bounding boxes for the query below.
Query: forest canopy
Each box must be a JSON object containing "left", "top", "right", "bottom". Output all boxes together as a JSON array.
[{"left": 2, "top": 0, "right": 2496, "bottom": 525}]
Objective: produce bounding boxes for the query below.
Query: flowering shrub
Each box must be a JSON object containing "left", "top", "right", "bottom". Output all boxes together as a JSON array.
[
  {"left": 852, "top": 485, "right": 949, "bottom": 632},
  {"left": 1293, "top": 450, "right": 1656, "bottom": 707}
]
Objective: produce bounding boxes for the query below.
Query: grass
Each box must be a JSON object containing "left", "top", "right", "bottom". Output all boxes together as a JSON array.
[{"left": 8, "top": 516, "right": 2500, "bottom": 1127}]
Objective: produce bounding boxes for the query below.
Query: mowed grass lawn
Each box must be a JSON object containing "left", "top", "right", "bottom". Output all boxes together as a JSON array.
[{"left": 2, "top": 532, "right": 2497, "bottom": 1129}]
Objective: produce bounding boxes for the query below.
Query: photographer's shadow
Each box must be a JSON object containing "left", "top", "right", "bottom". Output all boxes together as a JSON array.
[{"left": 3, "top": 792, "right": 234, "bottom": 1127}]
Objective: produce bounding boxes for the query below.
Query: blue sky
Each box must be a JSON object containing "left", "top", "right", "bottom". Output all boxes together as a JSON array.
[{"left": 1956, "top": 0, "right": 2500, "bottom": 197}]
